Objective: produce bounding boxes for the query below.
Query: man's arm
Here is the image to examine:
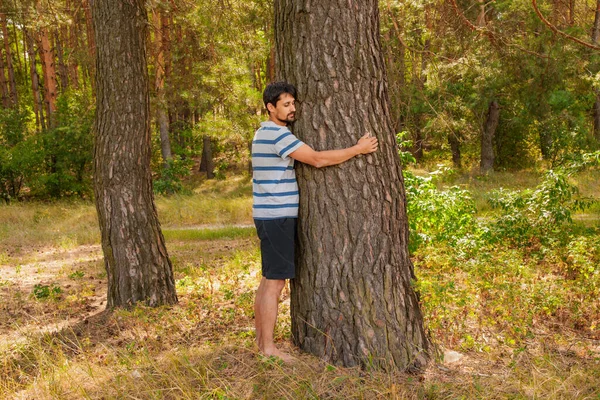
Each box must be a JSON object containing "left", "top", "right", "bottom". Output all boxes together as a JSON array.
[{"left": 289, "top": 133, "right": 378, "bottom": 168}]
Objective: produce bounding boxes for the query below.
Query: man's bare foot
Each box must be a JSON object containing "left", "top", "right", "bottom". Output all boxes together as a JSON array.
[{"left": 260, "top": 347, "right": 296, "bottom": 363}]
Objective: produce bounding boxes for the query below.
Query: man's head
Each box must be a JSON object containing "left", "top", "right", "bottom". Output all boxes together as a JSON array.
[{"left": 263, "top": 82, "right": 297, "bottom": 125}]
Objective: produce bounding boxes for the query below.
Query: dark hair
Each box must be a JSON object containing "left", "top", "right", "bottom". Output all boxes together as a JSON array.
[{"left": 263, "top": 81, "right": 297, "bottom": 110}]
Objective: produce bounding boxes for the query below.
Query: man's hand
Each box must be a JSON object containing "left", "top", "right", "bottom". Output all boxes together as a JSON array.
[{"left": 355, "top": 133, "right": 379, "bottom": 154}]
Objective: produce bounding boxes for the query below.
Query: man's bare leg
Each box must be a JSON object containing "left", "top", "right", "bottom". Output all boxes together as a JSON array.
[{"left": 254, "top": 277, "right": 294, "bottom": 362}]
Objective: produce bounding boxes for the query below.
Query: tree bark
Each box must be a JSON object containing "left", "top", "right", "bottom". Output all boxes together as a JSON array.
[
  {"left": 56, "top": 28, "right": 70, "bottom": 90},
  {"left": 199, "top": 135, "right": 215, "bottom": 179},
  {"left": 275, "top": 0, "right": 429, "bottom": 370},
  {"left": 448, "top": 132, "right": 461, "bottom": 169},
  {"left": 38, "top": 26, "right": 58, "bottom": 128},
  {"left": 0, "top": 39, "right": 9, "bottom": 108},
  {"left": 592, "top": 0, "right": 600, "bottom": 141},
  {"left": 480, "top": 100, "right": 499, "bottom": 173},
  {"left": 0, "top": 13, "right": 17, "bottom": 106},
  {"left": 153, "top": 9, "right": 173, "bottom": 165},
  {"left": 67, "top": 0, "right": 80, "bottom": 88},
  {"left": 91, "top": 0, "right": 178, "bottom": 308},
  {"left": 83, "top": 0, "right": 96, "bottom": 95},
  {"left": 25, "top": 28, "right": 45, "bottom": 131}
]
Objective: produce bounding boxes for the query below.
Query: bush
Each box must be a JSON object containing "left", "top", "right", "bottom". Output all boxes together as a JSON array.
[{"left": 403, "top": 168, "right": 477, "bottom": 253}]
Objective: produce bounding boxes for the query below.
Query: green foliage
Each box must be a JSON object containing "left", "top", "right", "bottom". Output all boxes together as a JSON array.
[
  {"left": 396, "top": 131, "right": 416, "bottom": 165},
  {"left": 153, "top": 156, "right": 193, "bottom": 195},
  {"left": 32, "top": 284, "right": 62, "bottom": 300},
  {"left": 0, "top": 108, "right": 38, "bottom": 201},
  {"left": 486, "top": 170, "right": 595, "bottom": 245},
  {"left": 404, "top": 168, "right": 476, "bottom": 252},
  {"left": 34, "top": 92, "right": 94, "bottom": 198}
]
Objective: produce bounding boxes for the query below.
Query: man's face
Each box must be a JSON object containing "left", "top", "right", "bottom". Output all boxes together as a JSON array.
[{"left": 267, "top": 93, "right": 296, "bottom": 125}]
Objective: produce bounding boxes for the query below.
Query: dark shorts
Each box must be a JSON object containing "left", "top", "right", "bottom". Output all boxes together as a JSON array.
[{"left": 254, "top": 218, "right": 297, "bottom": 280}]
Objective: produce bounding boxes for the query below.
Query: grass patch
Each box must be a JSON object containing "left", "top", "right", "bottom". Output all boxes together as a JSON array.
[
  {"left": 1, "top": 172, "right": 599, "bottom": 398},
  {"left": 163, "top": 226, "right": 255, "bottom": 241}
]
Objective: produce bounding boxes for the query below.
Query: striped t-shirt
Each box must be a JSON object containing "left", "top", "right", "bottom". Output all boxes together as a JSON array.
[{"left": 252, "top": 121, "right": 305, "bottom": 220}]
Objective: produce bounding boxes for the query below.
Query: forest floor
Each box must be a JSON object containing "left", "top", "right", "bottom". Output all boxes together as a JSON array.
[{"left": 1, "top": 172, "right": 599, "bottom": 399}]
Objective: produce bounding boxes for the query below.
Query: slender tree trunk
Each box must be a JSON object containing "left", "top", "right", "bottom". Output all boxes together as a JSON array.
[
  {"left": 480, "top": 100, "right": 500, "bottom": 173},
  {"left": 448, "top": 133, "right": 461, "bottom": 169},
  {"left": 91, "top": 0, "right": 178, "bottom": 308},
  {"left": 39, "top": 26, "right": 58, "bottom": 128},
  {"left": 276, "top": 0, "right": 429, "bottom": 370},
  {"left": 153, "top": 10, "right": 173, "bottom": 165},
  {"left": 83, "top": 0, "right": 96, "bottom": 95},
  {"left": 0, "top": 40, "right": 9, "bottom": 108},
  {"left": 66, "top": 0, "right": 80, "bottom": 88},
  {"left": 476, "top": 0, "right": 486, "bottom": 27},
  {"left": 199, "top": 135, "right": 214, "bottom": 179},
  {"left": 0, "top": 13, "right": 17, "bottom": 106},
  {"left": 25, "top": 29, "right": 45, "bottom": 131},
  {"left": 56, "top": 28, "right": 70, "bottom": 90},
  {"left": 592, "top": 0, "right": 600, "bottom": 141}
]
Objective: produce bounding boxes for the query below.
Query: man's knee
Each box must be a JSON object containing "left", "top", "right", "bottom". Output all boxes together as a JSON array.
[{"left": 264, "top": 278, "right": 286, "bottom": 294}]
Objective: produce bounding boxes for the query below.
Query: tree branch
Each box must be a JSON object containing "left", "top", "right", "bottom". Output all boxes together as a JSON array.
[{"left": 531, "top": 0, "right": 600, "bottom": 51}]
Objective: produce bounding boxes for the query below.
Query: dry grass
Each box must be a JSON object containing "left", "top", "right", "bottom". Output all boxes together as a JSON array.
[{"left": 1, "top": 173, "right": 599, "bottom": 399}]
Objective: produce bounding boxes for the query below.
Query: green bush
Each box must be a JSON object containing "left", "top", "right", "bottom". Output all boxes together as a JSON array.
[{"left": 403, "top": 168, "right": 477, "bottom": 252}]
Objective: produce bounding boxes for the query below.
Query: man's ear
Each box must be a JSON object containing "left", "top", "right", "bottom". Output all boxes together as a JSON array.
[{"left": 266, "top": 103, "right": 275, "bottom": 114}]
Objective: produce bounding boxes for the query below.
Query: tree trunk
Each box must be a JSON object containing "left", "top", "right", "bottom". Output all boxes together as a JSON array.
[
  {"left": 39, "top": 26, "right": 58, "bottom": 128},
  {"left": 476, "top": 0, "right": 486, "bottom": 27},
  {"left": 153, "top": 10, "right": 173, "bottom": 165},
  {"left": 448, "top": 132, "right": 461, "bottom": 169},
  {"left": 480, "top": 100, "right": 499, "bottom": 173},
  {"left": 275, "top": 0, "right": 429, "bottom": 370},
  {"left": 0, "top": 40, "right": 9, "bottom": 108},
  {"left": 592, "top": 0, "right": 600, "bottom": 141},
  {"left": 25, "top": 28, "right": 45, "bottom": 131},
  {"left": 91, "top": 0, "right": 178, "bottom": 308},
  {"left": 199, "top": 135, "right": 214, "bottom": 179},
  {"left": 67, "top": 0, "right": 80, "bottom": 88},
  {"left": 56, "top": 28, "right": 70, "bottom": 90},
  {"left": 0, "top": 13, "right": 17, "bottom": 106},
  {"left": 83, "top": 0, "right": 96, "bottom": 95}
]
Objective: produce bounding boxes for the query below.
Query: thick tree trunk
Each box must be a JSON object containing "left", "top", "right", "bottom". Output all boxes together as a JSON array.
[
  {"left": 199, "top": 135, "right": 214, "bottom": 179},
  {"left": 275, "top": 0, "right": 429, "bottom": 370},
  {"left": 0, "top": 13, "right": 17, "bottom": 106},
  {"left": 480, "top": 100, "right": 499, "bottom": 173},
  {"left": 91, "top": 0, "right": 178, "bottom": 308}
]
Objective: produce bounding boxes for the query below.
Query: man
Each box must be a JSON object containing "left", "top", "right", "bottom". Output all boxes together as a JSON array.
[{"left": 252, "top": 81, "right": 378, "bottom": 361}]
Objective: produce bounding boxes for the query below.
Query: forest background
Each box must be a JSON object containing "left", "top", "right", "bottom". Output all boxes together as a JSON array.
[{"left": 1, "top": 0, "right": 600, "bottom": 398}]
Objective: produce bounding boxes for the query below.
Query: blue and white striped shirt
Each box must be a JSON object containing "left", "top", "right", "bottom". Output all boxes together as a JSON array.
[{"left": 252, "top": 121, "right": 305, "bottom": 220}]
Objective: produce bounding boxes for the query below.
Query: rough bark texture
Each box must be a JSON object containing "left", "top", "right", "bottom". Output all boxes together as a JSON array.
[
  {"left": 480, "top": 100, "right": 499, "bottom": 173},
  {"left": 275, "top": 0, "right": 429, "bottom": 370},
  {"left": 92, "top": 0, "right": 178, "bottom": 309}
]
